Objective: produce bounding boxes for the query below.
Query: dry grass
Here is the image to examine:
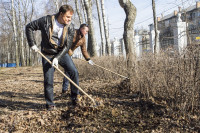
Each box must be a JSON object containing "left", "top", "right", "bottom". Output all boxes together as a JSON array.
[
  {"left": 76, "top": 44, "right": 200, "bottom": 115},
  {"left": 74, "top": 56, "right": 128, "bottom": 81},
  {"left": 135, "top": 44, "right": 200, "bottom": 115}
]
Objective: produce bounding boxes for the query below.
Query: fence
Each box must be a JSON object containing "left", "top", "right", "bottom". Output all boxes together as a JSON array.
[{"left": 0, "top": 63, "right": 19, "bottom": 68}]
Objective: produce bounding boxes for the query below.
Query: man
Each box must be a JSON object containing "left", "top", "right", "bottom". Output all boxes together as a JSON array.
[
  {"left": 62, "top": 24, "right": 94, "bottom": 94},
  {"left": 26, "top": 5, "right": 78, "bottom": 110}
]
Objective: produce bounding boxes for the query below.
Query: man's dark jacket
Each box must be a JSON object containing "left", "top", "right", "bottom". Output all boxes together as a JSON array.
[{"left": 25, "top": 14, "right": 75, "bottom": 60}]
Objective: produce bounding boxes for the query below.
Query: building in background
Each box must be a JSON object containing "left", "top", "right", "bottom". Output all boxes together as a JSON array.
[
  {"left": 111, "top": 37, "right": 123, "bottom": 56},
  {"left": 157, "top": 1, "right": 200, "bottom": 51}
]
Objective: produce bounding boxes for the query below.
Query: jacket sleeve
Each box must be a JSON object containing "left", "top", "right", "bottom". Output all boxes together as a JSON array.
[
  {"left": 81, "top": 38, "right": 90, "bottom": 61},
  {"left": 25, "top": 16, "right": 46, "bottom": 47},
  {"left": 55, "top": 23, "right": 75, "bottom": 60}
]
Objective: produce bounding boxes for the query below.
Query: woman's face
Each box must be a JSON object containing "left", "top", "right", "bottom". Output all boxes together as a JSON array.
[{"left": 80, "top": 27, "right": 89, "bottom": 36}]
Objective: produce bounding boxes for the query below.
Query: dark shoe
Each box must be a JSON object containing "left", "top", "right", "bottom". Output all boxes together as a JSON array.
[
  {"left": 47, "top": 105, "right": 56, "bottom": 111},
  {"left": 71, "top": 95, "right": 81, "bottom": 106}
]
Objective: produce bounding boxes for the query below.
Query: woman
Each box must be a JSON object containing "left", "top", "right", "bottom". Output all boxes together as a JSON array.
[{"left": 62, "top": 24, "right": 94, "bottom": 104}]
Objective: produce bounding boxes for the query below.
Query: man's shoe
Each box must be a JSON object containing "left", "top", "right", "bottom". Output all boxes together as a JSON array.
[
  {"left": 71, "top": 95, "right": 81, "bottom": 106},
  {"left": 47, "top": 105, "right": 56, "bottom": 111},
  {"left": 72, "top": 95, "right": 82, "bottom": 106}
]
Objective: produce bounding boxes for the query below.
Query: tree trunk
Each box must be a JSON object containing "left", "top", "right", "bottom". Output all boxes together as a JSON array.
[
  {"left": 152, "top": 0, "right": 158, "bottom": 54},
  {"left": 17, "top": 0, "right": 25, "bottom": 66},
  {"left": 53, "top": 0, "right": 59, "bottom": 12},
  {"left": 22, "top": 0, "right": 31, "bottom": 66},
  {"left": 28, "top": 0, "right": 35, "bottom": 66},
  {"left": 7, "top": 41, "right": 10, "bottom": 63},
  {"left": 101, "top": 0, "right": 111, "bottom": 56},
  {"left": 95, "top": 0, "right": 105, "bottom": 56},
  {"left": 81, "top": 0, "right": 87, "bottom": 22},
  {"left": 75, "top": 0, "right": 83, "bottom": 24},
  {"left": 83, "top": 0, "right": 97, "bottom": 57},
  {"left": 119, "top": 0, "right": 137, "bottom": 70},
  {"left": 26, "top": 43, "right": 30, "bottom": 66},
  {"left": 11, "top": 0, "right": 19, "bottom": 67}
]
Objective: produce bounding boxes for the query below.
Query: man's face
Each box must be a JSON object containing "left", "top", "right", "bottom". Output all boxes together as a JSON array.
[
  {"left": 80, "top": 27, "right": 89, "bottom": 36},
  {"left": 60, "top": 11, "right": 73, "bottom": 25}
]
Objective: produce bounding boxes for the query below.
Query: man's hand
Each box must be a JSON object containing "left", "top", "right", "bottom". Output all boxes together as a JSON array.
[
  {"left": 52, "top": 58, "right": 58, "bottom": 68},
  {"left": 31, "top": 45, "right": 39, "bottom": 52},
  {"left": 88, "top": 60, "right": 94, "bottom": 65}
]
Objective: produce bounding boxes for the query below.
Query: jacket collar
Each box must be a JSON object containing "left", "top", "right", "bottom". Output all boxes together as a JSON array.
[{"left": 49, "top": 15, "right": 68, "bottom": 48}]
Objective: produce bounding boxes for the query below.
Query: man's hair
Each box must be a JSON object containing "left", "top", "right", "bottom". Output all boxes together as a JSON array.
[
  {"left": 79, "top": 23, "right": 89, "bottom": 29},
  {"left": 58, "top": 5, "right": 74, "bottom": 15}
]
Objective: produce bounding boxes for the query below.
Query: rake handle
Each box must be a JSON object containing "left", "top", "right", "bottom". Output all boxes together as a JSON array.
[
  {"left": 80, "top": 58, "right": 129, "bottom": 79},
  {"left": 37, "top": 50, "right": 96, "bottom": 105},
  {"left": 94, "top": 63, "right": 129, "bottom": 79}
]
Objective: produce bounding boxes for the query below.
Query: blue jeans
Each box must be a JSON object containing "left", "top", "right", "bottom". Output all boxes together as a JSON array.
[
  {"left": 62, "top": 74, "right": 69, "bottom": 92},
  {"left": 42, "top": 54, "right": 79, "bottom": 107},
  {"left": 62, "top": 55, "right": 75, "bottom": 92}
]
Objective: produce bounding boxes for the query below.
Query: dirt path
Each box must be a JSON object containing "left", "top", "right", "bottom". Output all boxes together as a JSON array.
[{"left": 0, "top": 67, "right": 199, "bottom": 132}]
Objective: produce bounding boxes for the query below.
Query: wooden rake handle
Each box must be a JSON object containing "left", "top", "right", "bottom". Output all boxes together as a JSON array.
[
  {"left": 37, "top": 50, "right": 96, "bottom": 105},
  {"left": 80, "top": 58, "right": 129, "bottom": 79},
  {"left": 94, "top": 63, "right": 129, "bottom": 79}
]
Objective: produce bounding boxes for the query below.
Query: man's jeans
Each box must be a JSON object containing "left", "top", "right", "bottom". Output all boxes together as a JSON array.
[
  {"left": 62, "top": 55, "right": 75, "bottom": 92},
  {"left": 62, "top": 73, "right": 69, "bottom": 92},
  {"left": 42, "top": 54, "right": 79, "bottom": 107}
]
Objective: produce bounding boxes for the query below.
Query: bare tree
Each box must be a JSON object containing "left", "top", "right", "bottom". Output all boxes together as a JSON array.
[
  {"left": 46, "top": 0, "right": 66, "bottom": 14},
  {"left": 100, "top": 0, "right": 111, "bottom": 55},
  {"left": 119, "top": 0, "right": 137, "bottom": 70},
  {"left": 53, "top": 0, "right": 59, "bottom": 12},
  {"left": 21, "top": 0, "right": 35, "bottom": 66},
  {"left": 83, "top": 0, "right": 97, "bottom": 57},
  {"left": 152, "top": 0, "right": 158, "bottom": 53},
  {"left": 17, "top": 0, "right": 25, "bottom": 66},
  {"left": 0, "top": 0, "right": 40, "bottom": 66},
  {"left": 95, "top": 0, "right": 105, "bottom": 56},
  {"left": 75, "top": 0, "right": 83, "bottom": 24},
  {"left": 0, "top": 2, "right": 13, "bottom": 64},
  {"left": 11, "top": 0, "right": 19, "bottom": 67},
  {"left": 81, "top": 0, "right": 87, "bottom": 22}
]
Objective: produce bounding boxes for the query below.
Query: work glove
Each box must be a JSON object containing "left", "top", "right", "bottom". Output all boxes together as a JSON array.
[
  {"left": 31, "top": 45, "right": 39, "bottom": 52},
  {"left": 88, "top": 60, "right": 94, "bottom": 65},
  {"left": 52, "top": 58, "right": 58, "bottom": 68}
]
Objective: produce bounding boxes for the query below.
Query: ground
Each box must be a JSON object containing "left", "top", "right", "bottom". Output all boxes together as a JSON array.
[{"left": 0, "top": 66, "right": 199, "bottom": 132}]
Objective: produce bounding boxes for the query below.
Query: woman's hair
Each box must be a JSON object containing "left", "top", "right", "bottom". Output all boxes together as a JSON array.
[
  {"left": 79, "top": 23, "right": 89, "bottom": 29},
  {"left": 58, "top": 5, "right": 74, "bottom": 15}
]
